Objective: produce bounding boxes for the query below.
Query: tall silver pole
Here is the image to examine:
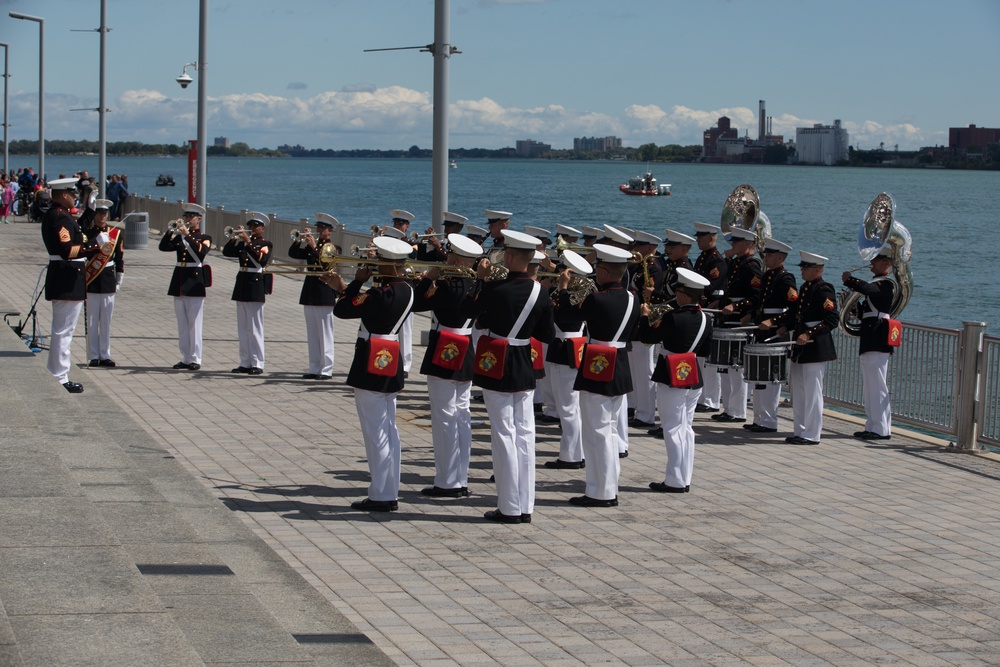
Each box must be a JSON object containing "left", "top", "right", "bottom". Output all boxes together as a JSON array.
[
  {"left": 98, "top": 0, "right": 107, "bottom": 197},
  {"left": 196, "top": 0, "right": 208, "bottom": 208},
  {"left": 430, "top": 0, "right": 449, "bottom": 232},
  {"left": 8, "top": 13, "right": 44, "bottom": 180},
  {"left": 0, "top": 43, "right": 8, "bottom": 177}
]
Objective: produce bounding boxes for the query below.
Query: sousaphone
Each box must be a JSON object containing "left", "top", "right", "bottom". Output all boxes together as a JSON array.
[{"left": 720, "top": 184, "right": 771, "bottom": 254}]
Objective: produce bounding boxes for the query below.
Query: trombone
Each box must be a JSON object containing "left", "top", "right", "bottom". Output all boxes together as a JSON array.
[{"left": 554, "top": 236, "right": 593, "bottom": 254}]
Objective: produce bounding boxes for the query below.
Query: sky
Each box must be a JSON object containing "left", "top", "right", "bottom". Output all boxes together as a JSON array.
[{"left": 1, "top": 0, "right": 998, "bottom": 151}]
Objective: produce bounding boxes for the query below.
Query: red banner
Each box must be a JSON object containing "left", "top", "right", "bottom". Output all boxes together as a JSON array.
[
  {"left": 187, "top": 139, "right": 198, "bottom": 203},
  {"left": 85, "top": 227, "right": 121, "bottom": 286}
]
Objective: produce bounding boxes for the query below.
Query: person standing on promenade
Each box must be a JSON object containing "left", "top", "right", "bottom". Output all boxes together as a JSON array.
[
  {"left": 289, "top": 213, "right": 340, "bottom": 380},
  {"left": 464, "top": 229, "right": 554, "bottom": 524},
  {"left": 639, "top": 267, "right": 713, "bottom": 493},
  {"left": 627, "top": 230, "right": 665, "bottom": 432},
  {"left": 692, "top": 222, "right": 727, "bottom": 413},
  {"left": 159, "top": 202, "right": 211, "bottom": 371},
  {"left": 417, "top": 211, "right": 467, "bottom": 262},
  {"left": 558, "top": 244, "right": 639, "bottom": 508},
  {"left": 385, "top": 209, "right": 416, "bottom": 377},
  {"left": 843, "top": 246, "right": 897, "bottom": 441},
  {"left": 323, "top": 237, "right": 416, "bottom": 512},
  {"left": 41, "top": 178, "right": 101, "bottom": 392},
  {"left": 82, "top": 199, "right": 123, "bottom": 368},
  {"left": 763, "top": 251, "right": 839, "bottom": 445},
  {"left": 484, "top": 209, "right": 512, "bottom": 265},
  {"left": 412, "top": 234, "right": 483, "bottom": 498},
  {"left": 224, "top": 212, "right": 272, "bottom": 376}
]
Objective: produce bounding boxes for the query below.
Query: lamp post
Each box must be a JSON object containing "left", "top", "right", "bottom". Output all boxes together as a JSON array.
[
  {"left": 176, "top": 0, "right": 208, "bottom": 208},
  {"left": 0, "top": 42, "right": 9, "bottom": 177},
  {"left": 9, "top": 12, "right": 43, "bottom": 181}
]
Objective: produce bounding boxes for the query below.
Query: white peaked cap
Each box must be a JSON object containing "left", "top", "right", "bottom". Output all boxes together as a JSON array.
[
  {"left": 501, "top": 229, "right": 541, "bottom": 249},
  {"left": 390, "top": 209, "right": 414, "bottom": 222},
  {"left": 485, "top": 209, "right": 512, "bottom": 221},
  {"left": 561, "top": 249, "right": 593, "bottom": 276},
  {"left": 314, "top": 212, "right": 339, "bottom": 227},
  {"left": 632, "top": 230, "right": 661, "bottom": 244},
  {"left": 602, "top": 224, "right": 633, "bottom": 244},
  {"left": 523, "top": 225, "right": 551, "bottom": 240},
  {"left": 94, "top": 199, "right": 113, "bottom": 210},
  {"left": 382, "top": 226, "right": 407, "bottom": 240},
  {"left": 373, "top": 236, "right": 413, "bottom": 260},
  {"left": 665, "top": 229, "right": 696, "bottom": 245},
  {"left": 729, "top": 227, "right": 756, "bottom": 242},
  {"left": 693, "top": 222, "right": 720, "bottom": 234},
  {"left": 876, "top": 245, "right": 893, "bottom": 258},
  {"left": 247, "top": 211, "right": 268, "bottom": 225},
  {"left": 798, "top": 251, "right": 828, "bottom": 266},
  {"left": 48, "top": 177, "right": 78, "bottom": 190},
  {"left": 464, "top": 224, "right": 489, "bottom": 237},
  {"left": 593, "top": 243, "right": 633, "bottom": 264},
  {"left": 763, "top": 238, "right": 792, "bottom": 253},
  {"left": 530, "top": 250, "right": 546, "bottom": 264},
  {"left": 676, "top": 266, "right": 710, "bottom": 289},
  {"left": 443, "top": 211, "right": 468, "bottom": 225},
  {"left": 447, "top": 233, "right": 483, "bottom": 258},
  {"left": 182, "top": 202, "right": 206, "bottom": 216},
  {"left": 580, "top": 225, "right": 602, "bottom": 238},
  {"left": 555, "top": 223, "right": 583, "bottom": 237}
]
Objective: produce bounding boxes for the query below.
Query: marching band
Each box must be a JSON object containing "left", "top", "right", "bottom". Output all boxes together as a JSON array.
[{"left": 42, "top": 183, "right": 918, "bottom": 523}]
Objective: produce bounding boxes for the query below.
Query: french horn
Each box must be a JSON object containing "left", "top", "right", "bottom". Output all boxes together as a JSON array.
[
  {"left": 721, "top": 184, "right": 771, "bottom": 254},
  {"left": 838, "top": 192, "right": 913, "bottom": 336}
]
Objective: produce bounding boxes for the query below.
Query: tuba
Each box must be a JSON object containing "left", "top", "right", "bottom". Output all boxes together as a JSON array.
[
  {"left": 838, "top": 192, "right": 913, "bottom": 336},
  {"left": 721, "top": 184, "right": 771, "bottom": 254}
]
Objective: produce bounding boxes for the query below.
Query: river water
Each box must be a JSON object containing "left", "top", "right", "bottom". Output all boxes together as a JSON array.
[{"left": 33, "top": 155, "right": 999, "bottom": 330}]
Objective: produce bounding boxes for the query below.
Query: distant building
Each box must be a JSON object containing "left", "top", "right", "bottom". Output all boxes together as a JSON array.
[
  {"left": 703, "top": 116, "right": 738, "bottom": 161},
  {"left": 796, "top": 120, "right": 849, "bottom": 165},
  {"left": 214, "top": 136, "right": 230, "bottom": 149},
  {"left": 573, "top": 136, "right": 622, "bottom": 152},
  {"left": 515, "top": 139, "right": 551, "bottom": 158},
  {"left": 949, "top": 124, "right": 1000, "bottom": 154}
]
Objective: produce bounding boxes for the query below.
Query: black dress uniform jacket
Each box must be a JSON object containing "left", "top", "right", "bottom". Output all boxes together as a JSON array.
[
  {"left": 82, "top": 224, "right": 124, "bottom": 295},
  {"left": 560, "top": 283, "right": 640, "bottom": 397},
  {"left": 42, "top": 203, "right": 98, "bottom": 301},
  {"left": 776, "top": 279, "right": 839, "bottom": 364},
  {"left": 647, "top": 255, "right": 692, "bottom": 306},
  {"left": 843, "top": 275, "right": 896, "bottom": 355},
  {"left": 462, "top": 272, "right": 555, "bottom": 393},
  {"left": 288, "top": 240, "right": 339, "bottom": 306},
  {"left": 545, "top": 285, "right": 587, "bottom": 366},
  {"left": 223, "top": 237, "right": 273, "bottom": 302},
  {"left": 693, "top": 247, "right": 727, "bottom": 304},
  {"left": 335, "top": 277, "right": 415, "bottom": 393},
  {"left": 721, "top": 254, "right": 763, "bottom": 323},
  {"left": 413, "top": 276, "right": 477, "bottom": 381},
  {"left": 639, "top": 304, "right": 714, "bottom": 390},
  {"left": 734, "top": 266, "right": 798, "bottom": 341},
  {"left": 159, "top": 229, "right": 212, "bottom": 297}
]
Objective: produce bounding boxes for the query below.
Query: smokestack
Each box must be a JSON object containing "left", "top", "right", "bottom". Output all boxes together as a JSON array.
[{"left": 759, "top": 100, "right": 766, "bottom": 142}]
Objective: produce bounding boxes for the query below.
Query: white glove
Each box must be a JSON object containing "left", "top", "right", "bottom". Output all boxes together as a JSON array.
[
  {"left": 115, "top": 272, "right": 123, "bottom": 292},
  {"left": 96, "top": 231, "right": 111, "bottom": 246}
]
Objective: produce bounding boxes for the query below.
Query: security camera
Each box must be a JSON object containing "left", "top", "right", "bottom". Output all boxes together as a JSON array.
[{"left": 176, "top": 72, "right": 193, "bottom": 89}]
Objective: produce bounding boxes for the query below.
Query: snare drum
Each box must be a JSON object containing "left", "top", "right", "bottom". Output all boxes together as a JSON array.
[
  {"left": 742, "top": 344, "right": 789, "bottom": 385},
  {"left": 708, "top": 330, "right": 748, "bottom": 368}
]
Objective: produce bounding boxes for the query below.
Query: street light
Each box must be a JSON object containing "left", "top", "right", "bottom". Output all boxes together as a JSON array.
[
  {"left": 175, "top": 0, "right": 208, "bottom": 208},
  {"left": 0, "top": 42, "right": 9, "bottom": 177},
  {"left": 9, "top": 12, "right": 44, "bottom": 181}
]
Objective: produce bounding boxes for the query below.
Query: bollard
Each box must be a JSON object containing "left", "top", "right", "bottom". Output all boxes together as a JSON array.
[{"left": 955, "top": 321, "right": 986, "bottom": 449}]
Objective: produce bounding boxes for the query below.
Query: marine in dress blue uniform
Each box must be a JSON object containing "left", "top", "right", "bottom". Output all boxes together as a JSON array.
[
  {"left": 223, "top": 212, "right": 272, "bottom": 375},
  {"left": 42, "top": 178, "right": 101, "bottom": 392},
  {"left": 626, "top": 230, "right": 666, "bottom": 430},
  {"left": 159, "top": 202, "right": 211, "bottom": 370},
  {"left": 385, "top": 210, "right": 417, "bottom": 374},
  {"left": 82, "top": 199, "right": 123, "bottom": 367},
  {"left": 289, "top": 213, "right": 340, "bottom": 379},
  {"left": 842, "top": 248, "right": 897, "bottom": 440},
  {"left": 692, "top": 222, "right": 727, "bottom": 412}
]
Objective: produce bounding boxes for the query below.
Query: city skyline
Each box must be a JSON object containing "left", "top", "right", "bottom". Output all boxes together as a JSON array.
[{"left": 0, "top": 0, "right": 997, "bottom": 153}]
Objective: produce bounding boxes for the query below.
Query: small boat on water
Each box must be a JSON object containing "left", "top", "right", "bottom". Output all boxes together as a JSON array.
[
  {"left": 156, "top": 174, "right": 175, "bottom": 187},
  {"left": 449, "top": 159, "right": 457, "bottom": 169},
  {"left": 619, "top": 171, "right": 670, "bottom": 196}
]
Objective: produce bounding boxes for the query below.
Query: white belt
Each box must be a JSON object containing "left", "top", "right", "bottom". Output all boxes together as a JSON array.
[
  {"left": 483, "top": 330, "right": 530, "bottom": 346},
  {"left": 805, "top": 320, "right": 820, "bottom": 327},
  {"left": 240, "top": 267, "right": 263, "bottom": 273},
  {"left": 730, "top": 297, "right": 746, "bottom": 303},
  {"left": 436, "top": 324, "right": 472, "bottom": 336},
  {"left": 176, "top": 261, "right": 202, "bottom": 268},
  {"left": 863, "top": 312, "right": 890, "bottom": 320},
  {"left": 554, "top": 328, "right": 585, "bottom": 340},
  {"left": 762, "top": 307, "right": 787, "bottom": 315},
  {"left": 368, "top": 333, "right": 399, "bottom": 342},
  {"left": 588, "top": 337, "right": 626, "bottom": 349},
  {"left": 50, "top": 255, "right": 85, "bottom": 263}
]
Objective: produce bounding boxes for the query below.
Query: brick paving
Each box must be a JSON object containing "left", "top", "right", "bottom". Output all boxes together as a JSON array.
[{"left": 3, "top": 217, "right": 1000, "bottom": 666}]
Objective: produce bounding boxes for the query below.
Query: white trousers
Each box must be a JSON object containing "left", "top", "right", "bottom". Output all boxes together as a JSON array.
[
  {"left": 545, "top": 362, "right": 583, "bottom": 462},
  {"left": 86, "top": 292, "right": 115, "bottom": 361},
  {"left": 236, "top": 301, "right": 265, "bottom": 369},
  {"left": 720, "top": 367, "right": 748, "bottom": 418},
  {"left": 789, "top": 361, "right": 826, "bottom": 441},
  {"left": 427, "top": 375, "right": 472, "bottom": 489},
  {"left": 47, "top": 300, "right": 84, "bottom": 383},
  {"left": 400, "top": 313, "right": 413, "bottom": 373},
  {"left": 656, "top": 384, "right": 701, "bottom": 488},
  {"left": 698, "top": 356, "right": 721, "bottom": 408},
  {"left": 861, "top": 351, "right": 891, "bottom": 436},
  {"left": 627, "top": 343, "right": 657, "bottom": 422},
  {"left": 483, "top": 389, "right": 535, "bottom": 516},
  {"left": 304, "top": 305, "right": 336, "bottom": 375},
  {"left": 355, "top": 389, "right": 401, "bottom": 501},
  {"left": 537, "top": 343, "right": 556, "bottom": 416},
  {"left": 751, "top": 381, "right": 782, "bottom": 430},
  {"left": 173, "top": 296, "right": 204, "bottom": 364},
  {"left": 580, "top": 392, "right": 623, "bottom": 500}
]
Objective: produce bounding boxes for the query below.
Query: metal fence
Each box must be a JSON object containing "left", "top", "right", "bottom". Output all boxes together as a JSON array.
[{"left": 825, "top": 322, "right": 997, "bottom": 450}]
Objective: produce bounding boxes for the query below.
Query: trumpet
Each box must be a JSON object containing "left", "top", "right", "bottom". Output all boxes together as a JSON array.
[
  {"left": 290, "top": 228, "right": 313, "bottom": 243},
  {"left": 370, "top": 224, "right": 384, "bottom": 237},
  {"left": 554, "top": 236, "right": 593, "bottom": 254},
  {"left": 350, "top": 243, "right": 378, "bottom": 258},
  {"left": 223, "top": 225, "right": 249, "bottom": 239},
  {"left": 166, "top": 220, "right": 187, "bottom": 235},
  {"left": 408, "top": 231, "right": 448, "bottom": 243}
]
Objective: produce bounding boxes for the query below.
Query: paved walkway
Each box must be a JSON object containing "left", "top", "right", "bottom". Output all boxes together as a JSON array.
[{"left": 2, "top": 216, "right": 1000, "bottom": 666}]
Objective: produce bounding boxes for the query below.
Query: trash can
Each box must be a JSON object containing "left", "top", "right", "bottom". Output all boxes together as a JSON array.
[{"left": 123, "top": 213, "right": 149, "bottom": 250}]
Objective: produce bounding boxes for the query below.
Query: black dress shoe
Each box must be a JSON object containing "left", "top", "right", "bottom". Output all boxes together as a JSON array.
[
  {"left": 537, "top": 414, "right": 560, "bottom": 424},
  {"left": 694, "top": 404, "right": 719, "bottom": 413},
  {"left": 649, "top": 481, "right": 689, "bottom": 493},
  {"left": 711, "top": 413, "right": 746, "bottom": 423},
  {"left": 747, "top": 424, "right": 777, "bottom": 433},
  {"left": 483, "top": 509, "right": 521, "bottom": 523},
  {"left": 543, "top": 459, "right": 585, "bottom": 469},
  {"left": 317, "top": 374, "right": 332, "bottom": 380},
  {"left": 569, "top": 495, "right": 618, "bottom": 508},
  {"left": 403, "top": 371, "right": 409, "bottom": 379},
  {"left": 231, "top": 366, "right": 251, "bottom": 373},
  {"left": 520, "top": 514, "right": 532, "bottom": 524},
  {"left": 302, "top": 373, "right": 319, "bottom": 379},
  {"left": 858, "top": 431, "right": 891, "bottom": 441},
  {"left": 630, "top": 418, "right": 656, "bottom": 429},
  {"left": 98, "top": 359, "right": 116, "bottom": 367},
  {"left": 351, "top": 498, "right": 398, "bottom": 512},
  {"left": 742, "top": 423, "right": 755, "bottom": 430},
  {"left": 173, "top": 361, "right": 192, "bottom": 369},
  {"left": 647, "top": 426, "right": 664, "bottom": 438},
  {"left": 853, "top": 430, "right": 872, "bottom": 438},
  {"left": 62, "top": 381, "right": 84, "bottom": 394},
  {"left": 88, "top": 359, "right": 99, "bottom": 367},
  {"left": 187, "top": 363, "right": 201, "bottom": 371},
  {"left": 619, "top": 451, "right": 628, "bottom": 458},
  {"left": 421, "top": 486, "right": 470, "bottom": 498},
  {"left": 247, "top": 367, "right": 263, "bottom": 375},
  {"left": 785, "top": 435, "right": 820, "bottom": 445}
]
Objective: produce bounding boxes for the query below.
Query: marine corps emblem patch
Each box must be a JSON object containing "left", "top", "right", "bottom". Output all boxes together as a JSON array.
[
  {"left": 439, "top": 342, "right": 460, "bottom": 363},
  {"left": 373, "top": 347, "right": 394, "bottom": 370},
  {"left": 478, "top": 350, "right": 498, "bottom": 373},
  {"left": 674, "top": 360, "right": 693, "bottom": 381}
]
